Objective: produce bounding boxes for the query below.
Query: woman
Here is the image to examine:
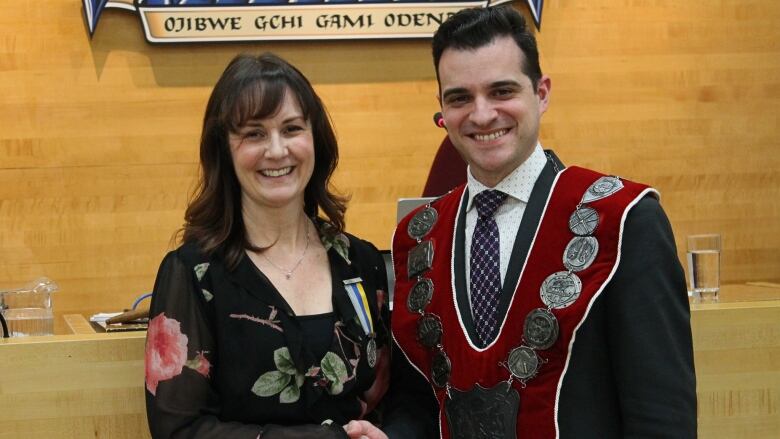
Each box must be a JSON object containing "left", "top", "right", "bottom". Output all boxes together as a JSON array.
[{"left": 145, "top": 53, "right": 390, "bottom": 438}]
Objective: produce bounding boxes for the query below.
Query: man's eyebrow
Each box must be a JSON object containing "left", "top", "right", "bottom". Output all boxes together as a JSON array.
[
  {"left": 441, "top": 87, "right": 469, "bottom": 101},
  {"left": 490, "top": 80, "right": 523, "bottom": 89}
]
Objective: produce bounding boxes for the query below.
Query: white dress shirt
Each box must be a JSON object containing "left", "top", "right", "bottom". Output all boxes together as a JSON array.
[{"left": 464, "top": 144, "right": 548, "bottom": 303}]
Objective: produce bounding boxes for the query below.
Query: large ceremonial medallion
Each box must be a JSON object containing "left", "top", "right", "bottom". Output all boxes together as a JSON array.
[
  {"left": 563, "top": 236, "right": 599, "bottom": 272},
  {"left": 408, "top": 240, "right": 434, "bottom": 279},
  {"left": 523, "top": 308, "right": 559, "bottom": 350},
  {"left": 540, "top": 271, "right": 582, "bottom": 309},
  {"left": 507, "top": 346, "right": 539, "bottom": 381},
  {"left": 416, "top": 313, "right": 443, "bottom": 348},
  {"left": 407, "top": 206, "right": 438, "bottom": 240},
  {"left": 568, "top": 206, "right": 599, "bottom": 236},
  {"left": 444, "top": 381, "right": 519, "bottom": 439},
  {"left": 582, "top": 176, "right": 623, "bottom": 203},
  {"left": 407, "top": 278, "right": 434, "bottom": 313},
  {"left": 431, "top": 350, "right": 451, "bottom": 388}
]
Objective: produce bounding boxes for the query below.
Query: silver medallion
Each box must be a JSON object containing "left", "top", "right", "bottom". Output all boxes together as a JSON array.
[
  {"left": 407, "top": 278, "right": 434, "bottom": 313},
  {"left": 563, "top": 236, "right": 599, "bottom": 272},
  {"left": 431, "top": 350, "right": 451, "bottom": 388},
  {"left": 582, "top": 176, "right": 623, "bottom": 203},
  {"left": 523, "top": 308, "right": 559, "bottom": 350},
  {"left": 416, "top": 313, "right": 443, "bottom": 348},
  {"left": 408, "top": 240, "right": 434, "bottom": 279},
  {"left": 568, "top": 206, "right": 599, "bottom": 236},
  {"left": 507, "top": 346, "right": 539, "bottom": 381},
  {"left": 366, "top": 338, "right": 377, "bottom": 368},
  {"left": 407, "top": 207, "right": 438, "bottom": 240},
  {"left": 540, "top": 271, "right": 582, "bottom": 309}
]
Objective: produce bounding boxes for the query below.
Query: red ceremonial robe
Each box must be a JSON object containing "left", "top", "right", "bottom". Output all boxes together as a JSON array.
[{"left": 392, "top": 166, "right": 655, "bottom": 438}]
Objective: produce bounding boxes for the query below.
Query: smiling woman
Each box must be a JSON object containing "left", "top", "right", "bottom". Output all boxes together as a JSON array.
[{"left": 144, "top": 54, "right": 391, "bottom": 439}]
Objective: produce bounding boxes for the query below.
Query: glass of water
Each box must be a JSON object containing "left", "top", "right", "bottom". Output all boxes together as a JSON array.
[{"left": 686, "top": 234, "right": 721, "bottom": 303}]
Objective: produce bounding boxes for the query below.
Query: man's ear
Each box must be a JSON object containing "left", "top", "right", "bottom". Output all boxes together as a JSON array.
[{"left": 536, "top": 75, "right": 551, "bottom": 114}]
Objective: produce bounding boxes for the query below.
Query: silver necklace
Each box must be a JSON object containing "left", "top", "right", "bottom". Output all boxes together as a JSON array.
[{"left": 261, "top": 223, "right": 310, "bottom": 280}]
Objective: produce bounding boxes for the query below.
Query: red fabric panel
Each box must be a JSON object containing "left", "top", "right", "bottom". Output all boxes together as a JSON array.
[{"left": 422, "top": 136, "right": 467, "bottom": 197}]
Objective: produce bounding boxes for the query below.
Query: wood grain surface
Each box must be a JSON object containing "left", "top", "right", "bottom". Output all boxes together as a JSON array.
[{"left": 0, "top": 1, "right": 777, "bottom": 338}]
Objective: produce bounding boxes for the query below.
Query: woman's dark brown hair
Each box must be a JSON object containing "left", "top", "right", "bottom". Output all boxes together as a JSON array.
[{"left": 181, "top": 53, "right": 347, "bottom": 269}]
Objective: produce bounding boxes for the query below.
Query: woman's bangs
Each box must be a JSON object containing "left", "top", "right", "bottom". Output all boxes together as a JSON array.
[{"left": 223, "top": 79, "right": 287, "bottom": 132}]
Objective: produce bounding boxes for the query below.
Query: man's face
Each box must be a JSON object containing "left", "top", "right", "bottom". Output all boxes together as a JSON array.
[{"left": 438, "top": 36, "right": 550, "bottom": 187}]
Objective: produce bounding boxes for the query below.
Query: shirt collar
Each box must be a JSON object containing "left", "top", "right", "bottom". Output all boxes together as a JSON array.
[{"left": 466, "top": 143, "right": 547, "bottom": 212}]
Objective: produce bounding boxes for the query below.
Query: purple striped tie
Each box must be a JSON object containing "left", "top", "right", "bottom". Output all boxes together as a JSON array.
[{"left": 470, "top": 189, "right": 508, "bottom": 347}]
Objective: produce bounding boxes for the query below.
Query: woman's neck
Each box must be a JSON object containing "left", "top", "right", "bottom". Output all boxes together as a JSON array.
[{"left": 242, "top": 200, "right": 311, "bottom": 249}]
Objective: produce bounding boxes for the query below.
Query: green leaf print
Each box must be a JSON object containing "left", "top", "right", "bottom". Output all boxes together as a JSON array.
[
  {"left": 294, "top": 372, "right": 305, "bottom": 388},
  {"left": 274, "top": 347, "right": 298, "bottom": 375},
  {"left": 329, "top": 380, "right": 344, "bottom": 396},
  {"left": 193, "top": 263, "right": 210, "bottom": 281},
  {"left": 251, "top": 371, "right": 291, "bottom": 397},
  {"left": 280, "top": 383, "right": 301, "bottom": 403},
  {"left": 321, "top": 352, "right": 348, "bottom": 384}
]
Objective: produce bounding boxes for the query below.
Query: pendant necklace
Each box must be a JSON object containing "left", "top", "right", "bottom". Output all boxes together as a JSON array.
[{"left": 261, "top": 222, "right": 310, "bottom": 280}]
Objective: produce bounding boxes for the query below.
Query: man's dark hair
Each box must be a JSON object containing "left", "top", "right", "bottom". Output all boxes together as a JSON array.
[
  {"left": 432, "top": 6, "right": 542, "bottom": 90},
  {"left": 181, "top": 53, "right": 347, "bottom": 269}
]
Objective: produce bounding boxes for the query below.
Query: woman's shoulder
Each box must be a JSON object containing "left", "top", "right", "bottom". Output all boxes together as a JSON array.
[{"left": 160, "top": 241, "right": 214, "bottom": 272}]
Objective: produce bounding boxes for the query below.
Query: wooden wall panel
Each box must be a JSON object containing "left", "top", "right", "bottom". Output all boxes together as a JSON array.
[{"left": 0, "top": 0, "right": 778, "bottom": 330}]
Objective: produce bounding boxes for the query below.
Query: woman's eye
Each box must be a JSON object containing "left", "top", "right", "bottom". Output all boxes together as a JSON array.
[{"left": 285, "top": 125, "right": 304, "bottom": 134}]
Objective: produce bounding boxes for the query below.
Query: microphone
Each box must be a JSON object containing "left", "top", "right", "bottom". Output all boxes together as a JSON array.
[{"left": 433, "top": 112, "right": 446, "bottom": 129}]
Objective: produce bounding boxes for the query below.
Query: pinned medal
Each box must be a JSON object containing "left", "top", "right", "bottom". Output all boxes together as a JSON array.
[
  {"left": 563, "top": 236, "right": 599, "bottom": 272},
  {"left": 507, "top": 346, "right": 540, "bottom": 381},
  {"left": 568, "top": 207, "right": 599, "bottom": 236},
  {"left": 416, "top": 313, "right": 443, "bottom": 348},
  {"left": 408, "top": 240, "right": 434, "bottom": 279},
  {"left": 523, "top": 308, "right": 559, "bottom": 350},
  {"left": 582, "top": 176, "right": 623, "bottom": 203},
  {"left": 431, "top": 350, "right": 451, "bottom": 388},
  {"left": 407, "top": 207, "right": 438, "bottom": 240},
  {"left": 366, "top": 338, "right": 377, "bottom": 368},
  {"left": 343, "top": 278, "right": 374, "bottom": 336},
  {"left": 407, "top": 278, "right": 434, "bottom": 313},
  {"left": 540, "top": 271, "right": 582, "bottom": 309}
]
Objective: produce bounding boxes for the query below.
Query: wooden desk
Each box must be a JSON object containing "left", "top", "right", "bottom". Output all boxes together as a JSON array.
[
  {"left": 0, "top": 329, "right": 148, "bottom": 439},
  {"left": 2, "top": 286, "right": 779, "bottom": 438},
  {"left": 692, "top": 283, "right": 780, "bottom": 439}
]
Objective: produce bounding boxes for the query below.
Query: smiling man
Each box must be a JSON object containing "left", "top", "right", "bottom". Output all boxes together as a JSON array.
[{"left": 346, "top": 5, "right": 697, "bottom": 439}]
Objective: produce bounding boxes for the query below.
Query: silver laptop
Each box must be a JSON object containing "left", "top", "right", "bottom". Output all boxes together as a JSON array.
[{"left": 396, "top": 197, "right": 437, "bottom": 223}]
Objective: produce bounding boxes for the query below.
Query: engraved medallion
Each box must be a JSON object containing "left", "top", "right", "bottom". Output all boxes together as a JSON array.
[
  {"left": 568, "top": 206, "right": 599, "bottom": 236},
  {"left": 523, "top": 308, "right": 559, "bottom": 350},
  {"left": 366, "top": 338, "right": 377, "bottom": 368},
  {"left": 445, "top": 381, "right": 519, "bottom": 439},
  {"left": 407, "top": 278, "right": 434, "bottom": 313},
  {"left": 582, "top": 176, "right": 623, "bottom": 203},
  {"left": 407, "top": 207, "right": 438, "bottom": 240},
  {"left": 431, "top": 350, "right": 451, "bottom": 388},
  {"left": 563, "top": 236, "right": 599, "bottom": 272},
  {"left": 416, "top": 313, "right": 443, "bottom": 348},
  {"left": 540, "top": 271, "right": 582, "bottom": 309},
  {"left": 408, "top": 240, "right": 434, "bottom": 279},
  {"left": 507, "top": 346, "right": 539, "bottom": 381}
]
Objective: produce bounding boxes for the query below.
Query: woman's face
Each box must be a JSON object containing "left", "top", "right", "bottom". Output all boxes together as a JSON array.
[{"left": 228, "top": 90, "right": 315, "bottom": 211}]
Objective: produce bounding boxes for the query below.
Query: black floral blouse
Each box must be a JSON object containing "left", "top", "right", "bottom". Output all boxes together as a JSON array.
[{"left": 145, "top": 224, "right": 390, "bottom": 438}]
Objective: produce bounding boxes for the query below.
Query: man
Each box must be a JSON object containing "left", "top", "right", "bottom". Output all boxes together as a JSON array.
[{"left": 347, "top": 5, "right": 696, "bottom": 438}]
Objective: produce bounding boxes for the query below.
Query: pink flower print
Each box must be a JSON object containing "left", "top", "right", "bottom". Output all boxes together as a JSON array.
[
  {"left": 145, "top": 313, "right": 189, "bottom": 395},
  {"left": 186, "top": 351, "right": 212, "bottom": 378}
]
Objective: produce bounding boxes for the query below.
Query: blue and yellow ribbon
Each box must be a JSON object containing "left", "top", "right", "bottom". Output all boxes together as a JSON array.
[{"left": 343, "top": 277, "right": 374, "bottom": 336}]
